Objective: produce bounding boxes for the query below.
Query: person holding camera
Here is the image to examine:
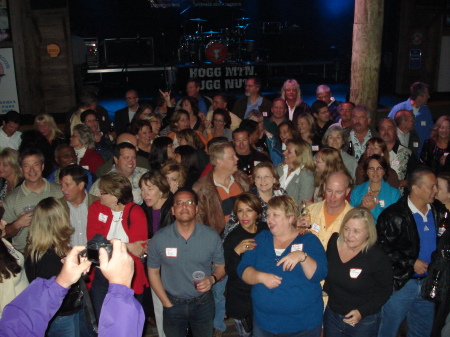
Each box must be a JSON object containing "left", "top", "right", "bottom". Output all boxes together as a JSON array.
[
  {"left": 0, "top": 240, "right": 144, "bottom": 337},
  {"left": 87, "top": 172, "right": 148, "bottom": 319},
  {"left": 24, "top": 197, "right": 88, "bottom": 336}
]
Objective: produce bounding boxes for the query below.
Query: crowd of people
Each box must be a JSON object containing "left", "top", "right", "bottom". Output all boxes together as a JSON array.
[{"left": 0, "top": 78, "right": 449, "bottom": 337}]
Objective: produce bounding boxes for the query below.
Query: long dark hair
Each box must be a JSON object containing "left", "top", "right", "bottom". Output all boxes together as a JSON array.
[
  {"left": 0, "top": 207, "right": 22, "bottom": 282},
  {"left": 149, "top": 136, "right": 173, "bottom": 171}
]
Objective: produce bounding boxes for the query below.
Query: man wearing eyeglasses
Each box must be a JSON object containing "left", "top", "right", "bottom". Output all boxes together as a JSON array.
[
  {"left": 148, "top": 187, "right": 225, "bottom": 337},
  {"left": 232, "top": 77, "right": 272, "bottom": 120},
  {"left": 114, "top": 89, "right": 140, "bottom": 136},
  {"left": 394, "top": 110, "right": 420, "bottom": 158}
]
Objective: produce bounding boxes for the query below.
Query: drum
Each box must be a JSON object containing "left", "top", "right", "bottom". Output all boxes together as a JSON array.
[
  {"left": 178, "top": 35, "right": 204, "bottom": 63},
  {"left": 205, "top": 41, "right": 228, "bottom": 65}
]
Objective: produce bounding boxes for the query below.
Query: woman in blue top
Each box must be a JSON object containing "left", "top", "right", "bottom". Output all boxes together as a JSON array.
[
  {"left": 237, "top": 195, "right": 327, "bottom": 336},
  {"left": 350, "top": 155, "right": 401, "bottom": 223}
]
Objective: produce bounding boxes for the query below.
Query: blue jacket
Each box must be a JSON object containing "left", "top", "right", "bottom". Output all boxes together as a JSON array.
[
  {"left": 388, "top": 99, "right": 434, "bottom": 155},
  {"left": 350, "top": 180, "right": 401, "bottom": 222},
  {"left": 237, "top": 230, "right": 327, "bottom": 333},
  {"left": 0, "top": 277, "right": 144, "bottom": 337}
]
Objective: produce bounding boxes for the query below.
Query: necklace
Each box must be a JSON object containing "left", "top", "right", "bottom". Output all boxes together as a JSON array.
[
  {"left": 112, "top": 211, "right": 123, "bottom": 225},
  {"left": 368, "top": 185, "right": 380, "bottom": 193}
]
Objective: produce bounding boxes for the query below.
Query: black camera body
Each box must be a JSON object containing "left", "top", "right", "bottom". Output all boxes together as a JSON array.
[{"left": 86, "top": 234, "right": 112, "bottom": 264}]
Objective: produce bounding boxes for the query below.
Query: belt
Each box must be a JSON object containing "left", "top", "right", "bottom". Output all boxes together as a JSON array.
[
  {"left": 411, "top": 275, "right": 426, "bottom": 280},
  {"left": 167, "top": 291, "right": 211, "bottom": 304}
]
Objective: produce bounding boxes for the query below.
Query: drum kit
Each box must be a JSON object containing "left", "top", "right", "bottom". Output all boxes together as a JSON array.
[{"left": 177, "top": 17, "right": 255, "bottom": 64}]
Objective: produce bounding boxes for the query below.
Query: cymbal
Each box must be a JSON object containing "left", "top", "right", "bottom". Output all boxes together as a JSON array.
[
  {"left": 235, "top": 17, "right": 250, "bottom": 21},
  {"left": 190, "top": 18, "right": 207, "bottom": 22},
  {"left": 202, "top": 30, "right": 219, "bottom": 34}
]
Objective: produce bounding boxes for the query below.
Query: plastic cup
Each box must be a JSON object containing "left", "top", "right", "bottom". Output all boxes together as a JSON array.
[
  {"left": 192, "top": 271, "right": 205, "bottom": 289},
  {"left": 23, "top": 205, "right": 35, "bottom": 214}
]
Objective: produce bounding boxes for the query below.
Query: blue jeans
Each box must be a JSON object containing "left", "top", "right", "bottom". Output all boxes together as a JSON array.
[
  {"left": 378, "top": 278, "right": 434, "bottom": 337},
  {"left": 253, "top": 321, "right": 321, "bottom": 337},
  {"left": 47, "top": 310, "right": 83, "bottom": 337},
  {"left": 213, "top": 275, "right": 227, "bottom": 332},
  {"left": 323, "top": 306, "right": 380, "bottom": 337},
  {"left": 163, "top": 291, "right": 215, "bottom": 337}
]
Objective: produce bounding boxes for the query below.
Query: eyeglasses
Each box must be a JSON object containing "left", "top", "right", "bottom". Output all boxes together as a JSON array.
[
  {"left": 175, "top": 200, "right": 195, "bottom": 206},
  {"left": 367, "top": 167, "right": 384, "bottom": 172},
  {"left": 125, "top": 96, "right": 137, "bottom": 99},
  {"left": 85, "top": 119, "right": 98, "bottom": 123},
  {"left": 255, "top": 176, "right": 273, "bottom": 181},
  {"left": 99, "top": 191, "right": 109, "bottom": 195}
]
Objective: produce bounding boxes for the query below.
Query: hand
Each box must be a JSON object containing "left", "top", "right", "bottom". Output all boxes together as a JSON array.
[
  {"left": 234, "top": 238, "right": 257, "bottom": 255},
  {"left": 361, "top": 194, "right": 377, "bottom": 210},
  {"left": 343, "top": 309, "right": 362, "bottom": 327},
  {"left": 414, "top": 258, "right": 428, "bottom": 275},
  {"left": 264, "top": 130, "right": 273, "bottom": 139},
  {"left": 260, "top": 272, "right": 282, "bottom": 289},
  {"left": 296, "top": 216, "right": 311, "bottom": 235},
  {"left": 205, "top": 119, "right": 212, "bottom": 131},
  {"left": 277, "top": 251, "right": 306, "bottom": 271},
  {"left": 159, "top": 89, "right": 172, "bottom": 104},
  {"left": 100, "top": 239, "right": 134, "bottom": 287},
  {"left": 440, "top": 154, "right": 448, "bottom": 166},
  {"left": 15, "top": 212, "right": 33, "bottom": 229},
  {"left": 126, "top": 240, "right": 148, "bottom": 258},
  {"left": 55, "top": 246, "right": 92, "bottom": 288},
  {"left": 168, "top": 180, "right": 179, "bottom": 194},
  {"left": 196, "top": 275, "right": 214, "bottom": 293}
]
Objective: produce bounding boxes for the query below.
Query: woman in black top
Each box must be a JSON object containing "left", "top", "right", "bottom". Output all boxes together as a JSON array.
[
  {"left": 25, "top": 197, "right": 86, "bottom": 337},
  {"left": 223, "top": 192, "right": 268, "bottom": 337},
  {"left": 420, "top": 115, "right": 450, "bottom": 174},
  {"left": 323, "top": 207, "right": 393, "bottom": 337}
]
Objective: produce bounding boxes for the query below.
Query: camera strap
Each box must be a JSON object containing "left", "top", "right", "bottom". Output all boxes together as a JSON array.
[{"left": 79, "top": 277, "right": 99, "bottom": 333}]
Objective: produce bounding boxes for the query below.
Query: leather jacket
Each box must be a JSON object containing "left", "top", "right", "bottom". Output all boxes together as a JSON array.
[
  {"left": 377, "top": 195, "right": 447, "bottom": 290},
  {"left": 141, "top": 193, "right": 174, "bottom": 238}
]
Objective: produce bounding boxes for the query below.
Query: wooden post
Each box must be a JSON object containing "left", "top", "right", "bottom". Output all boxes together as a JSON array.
[{"left": 350, "top": 0, "right": 384, "bottom": 123}]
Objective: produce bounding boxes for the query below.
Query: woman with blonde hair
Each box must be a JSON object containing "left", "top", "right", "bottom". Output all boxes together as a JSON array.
[
  {"left": 0, "top": 148, "right": 23, "bottom": 200},
  {"left": 161, "top": 161, "right": 187, "bottom": 194},
  {"left": 25, "top": 197, "right": 86, "bottom": 336},
  {"left": 296, "top": 112, "right": 321, "bottom": 152},
  {"left": 323, "top": 207, "right": 393, "bottom": 336},
  {"left": 277, "top": 138, "right": 315, "bottom": 207},
  {"left": 314, "top": 147, "right": 353, "bottom": 203},
  {"left": 420, "top": 115, "right": 450, "bottom": 173},
  {"left": 280, "top": 79, "right": 311, "bottom": 121},
  {"left": 34, "top": 113, "right": 66, "bottom": 152}
]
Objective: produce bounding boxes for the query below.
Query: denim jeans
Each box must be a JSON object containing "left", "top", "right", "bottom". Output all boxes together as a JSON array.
[
  {"left": 253, "top": 321, "right": 321, "bottom": 337},
  {"left": 378, "top": 278, "right": 434, "bottom": 337},
  {"left": 323, "top": 306, "right": 380, "bottom": 337},
  {"left": 234, "top": 318, "right": 253, "bottom": 337},
  {"left": 213, "top": 275, "right": 228, "bottom": 332},
  {"left": 163, "top": 291, "right": 215, "bottom": 337},
  {"left": 47, "top": 310, "right": 83, "bottom": 337}
]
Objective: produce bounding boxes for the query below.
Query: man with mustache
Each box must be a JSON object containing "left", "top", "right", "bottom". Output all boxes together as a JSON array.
[{"left": 342, "top": 104, "right": 379, "bottom": 160}]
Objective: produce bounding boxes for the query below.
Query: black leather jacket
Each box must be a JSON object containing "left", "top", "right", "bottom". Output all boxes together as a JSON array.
[
  {"left": 377, "top": 195, "right": 447, "bottom": 290},
  {"left": 141, "top": 193, "right": 174, "bottom": 238}
]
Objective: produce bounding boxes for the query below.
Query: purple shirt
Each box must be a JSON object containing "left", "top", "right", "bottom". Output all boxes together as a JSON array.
[{"left": 152, "top": 208, "right": 162, "bottom": 235}]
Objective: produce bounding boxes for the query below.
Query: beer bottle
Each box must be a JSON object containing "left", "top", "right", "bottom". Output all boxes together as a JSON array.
[
  {"left": 301, "top": 200, "right": 311, "bottom": 229},
  {"left": 438, "top": 211, "right": 449, "bottom": 237}
]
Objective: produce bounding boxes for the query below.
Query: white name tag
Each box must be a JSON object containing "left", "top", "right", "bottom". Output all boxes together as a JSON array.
[
  {"left": 98, "top": 213, "right": 108, "bottom": 223},
  {"left": 82, "top": 165, "right": 89, "bottom": 170},
  {"left": 166, "top": 248, "right": 178, "bottom": 257},
  {"left": 253, "top": 161, "right": 261, "bottom": 167},
  {"left": 291, "top": 244, "right": 303, "bottom": 252},
  {"left": 413, "top": 142, "right": 419, "bottom": 148},
  {"left": 379, "top": 200, "right": 385, "bottom": 208},
  {"left": 421, "top": 121, "right": 426, "bottom": 126},
  {"left": 391, "top": 160, "right": 400, "bottom": 168},
  {"left": 312, "top": 145, "right": 319, "bottom": 151},
  {"left": 262, "top": 111, "right": 268, "bottom": 117},
  {"left": 350, "top": 268, "right": 362, "bottom": 279},
  {"left": 311, "top": 223, "right": 320, "bottom": 233}
]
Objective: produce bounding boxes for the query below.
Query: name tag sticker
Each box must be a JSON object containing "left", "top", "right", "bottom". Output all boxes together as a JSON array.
[
  {"left": 262, "top": 111, "right": 268, "bottom": 117},
  {"left": 413, "top": 142, "right": 419, "bottom": 148},
  {"left": 82, "top": 165, "right": 89, "bottom": 170},
  {"left": 350, "top": 268, "right": 362, "bottom": 279},
  {"left": 98, "top": 213, "right": 108, "bottom": 223},
  {"left": 312, "top": 145, "right": 319, "bottom": 151},
  {"left": 253, "top": 161, "right": 261, "bottom": 167},
  {"left": 421, "top": 121, "right": 426, "bottom": 126},
  {"left": 166, "top": 248, "right": 178, "bottom": 257},
  {"left": 391, "top": 160, "right": 400, "bottom": 167},
  {"left": 379, "top": 200, "right": 385, "bottom": 208},
  {"left": 311, "top": 223, "right": 320, "bottom": 233},
  {"left": 291, "top": 244, "right": 303, "bottom": 252}
]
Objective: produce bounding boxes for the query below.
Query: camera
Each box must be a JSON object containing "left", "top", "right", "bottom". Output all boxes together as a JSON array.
[{"left": 86, "top": 234, "right": 112, "bottom": 265}]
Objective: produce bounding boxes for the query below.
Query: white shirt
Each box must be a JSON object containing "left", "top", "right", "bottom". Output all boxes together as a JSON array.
[
  {"left": 107, "top": 210, "right": 129, "bottom": 242},
  {"left": 279, "top": 164, "right": 301, "bottom": 190},
  {"left": 397, "top": 129, "right": 410, "bottom": 148},
  {"left": 0, "top": 127, "right": 22, "bottom": 150}
]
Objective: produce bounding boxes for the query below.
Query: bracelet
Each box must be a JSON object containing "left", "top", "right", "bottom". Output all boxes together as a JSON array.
[
  {"left": 211, "top": 274, "right": 218, "bottom": 285},
  {"left": 299, "top": 252, "right": 308, "bottom": 263}
]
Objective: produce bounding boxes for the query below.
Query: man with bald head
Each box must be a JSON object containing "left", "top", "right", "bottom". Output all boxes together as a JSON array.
[
  {"left": 95, "top": 133, "right": 150, "bottom": 177},
  {"left": 298, "top": 171, "right": 353, "bottom": 248},
  {"left": 114, "top": 89, "right": 140, "bottom": 136},
  {"left": 394, "top": 110, "right": 420, "bottom": 158}
]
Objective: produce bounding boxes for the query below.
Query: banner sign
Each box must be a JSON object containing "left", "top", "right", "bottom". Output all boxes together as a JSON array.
[
  {"left": 176, "top": 64, "right": 268, "bottom": 92},
  {"left": 0, "top": 48, "right": 19, "bottom": 113}
]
